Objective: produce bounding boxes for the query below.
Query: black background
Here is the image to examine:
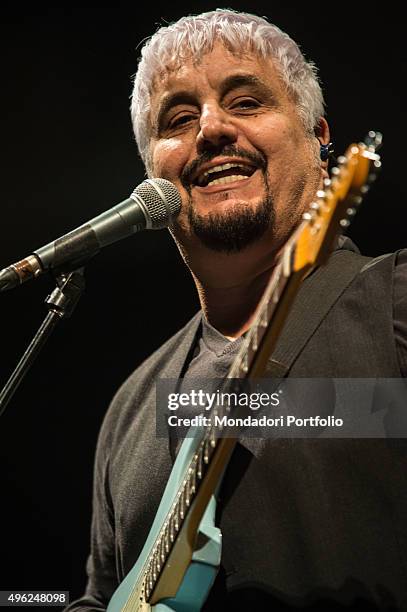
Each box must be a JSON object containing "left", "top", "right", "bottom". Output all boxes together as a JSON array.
[{"left": 0, "top": 0, "right": 405, "bottom": 606}]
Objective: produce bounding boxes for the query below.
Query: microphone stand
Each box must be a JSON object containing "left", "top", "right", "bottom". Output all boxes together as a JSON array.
[{"left": 0, "top": 268, "right": 85, "bottom": 418}]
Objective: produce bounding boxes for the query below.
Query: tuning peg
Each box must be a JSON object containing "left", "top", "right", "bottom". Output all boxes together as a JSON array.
[
  {"left": 365, "top": 130, "right": 383, "bottom": 151},
  {"left": 361, "top": 185, "right": 370, "bottom": 194},
  {"left": 368, "top": 173, "right": 377, "bottom": 183},
  {"left": 310, "top": 202, "right": 320, "bottom": 212},
  {"left": 331, "top": 167, "right": 340, "bottom": 176},
  {"left": 323, "top": 178, "right": 332, "bottom": 188},
  {"left": 340, "top": 219, "right": 350, "bottom": 228},
  {"left": 303, "top": 211, "right": 313, "bottom": 221},
  {"left": 346, "top": 207, "right": 356, "bottom": 216},
  {"left": 311, "top": 222, "right": 321, "bottom": 235},
  {"left": 337, "top": 155, "right": 347, "bottom": 165}
]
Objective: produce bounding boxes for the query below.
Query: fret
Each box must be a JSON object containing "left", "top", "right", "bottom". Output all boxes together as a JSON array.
[
  {"left": 259, "top": 303, "right": 268, "bottom": 327},
  {"left": 174, "top": 502, "right": 180, "bottom": 532},
  {"left": 164, "top": 522, "right": 170, "bottom": 553},
  {"left": 184, "top": 478, "right": 191, "bottom": 507},
  {"left": 203, "top": 439, "right": 210, "bottom": 464},
  {"left": 189, "top": 465, "right": 196, "bottom": 495},
  {"left": 181, "top": 489, "right": 186, "bottom": 518},
  {"left": 271, "top": 264, "right": 282, "bottom": 303},
  {"left": 210, "top": 426, "right": 216, "bottom": 448},
  {"left": 182, "top": 479, "right": 188, "bottom": 509},
  {"left": 240, "top": 351, "right": 249, "bottom": 374},
  {"left": 179, "top": 488, "right": 185, "bottom": 520},
  {"left": 160, "top": 537, "right": 165, "bottom": 564},
  {"left": 251, "top": 325, "right": 258, "bottom": 351},
  {"left": 283, "top": 244, "right": 291, "bottom": 278},
  {"left": 155, "top": 552, "right": 161, "bottom": 575},
  {"left": 147, "top": 573, "right": 153, "bottom": 597},
  {"left": 197, "top": 448, "right": 203, "bottom": 479},
  {"left": 169, "top": 513, "right": 175, "bottom": 542}
]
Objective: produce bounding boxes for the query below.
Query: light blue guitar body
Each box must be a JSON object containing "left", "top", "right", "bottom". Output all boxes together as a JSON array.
[{"left": 107, "top": 430, "right": 222, "bottom": 611}]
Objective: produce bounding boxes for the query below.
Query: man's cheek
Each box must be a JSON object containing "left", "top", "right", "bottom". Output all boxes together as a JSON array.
[{"left": 151, "top": 140, "right": 186, "bottom": 178}]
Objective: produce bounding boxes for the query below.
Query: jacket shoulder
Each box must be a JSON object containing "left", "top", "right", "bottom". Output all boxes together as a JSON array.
[{"left": 98, "top": 311, "right": 201, "bottom": 445}]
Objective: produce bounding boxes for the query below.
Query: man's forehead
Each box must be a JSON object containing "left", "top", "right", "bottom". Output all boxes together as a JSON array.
[{"left": 149, "top": 45, "right": 281, "bottom": 100}]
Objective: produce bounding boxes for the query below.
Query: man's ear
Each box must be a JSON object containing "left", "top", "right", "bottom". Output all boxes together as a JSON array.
[
  {"left": 315, "top": 116, "right": 330, "bottom": 146},
  {"left": 315, "top": 117, "right": 331, "bottom": 175}
]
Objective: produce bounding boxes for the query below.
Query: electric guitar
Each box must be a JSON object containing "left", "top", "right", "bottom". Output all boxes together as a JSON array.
[{"left": 107, "top": 132, "right": 382, "bottom": 611}]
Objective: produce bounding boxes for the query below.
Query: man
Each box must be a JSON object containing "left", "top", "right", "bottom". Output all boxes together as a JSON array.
[{"left": 67, "top": 9, "right": 407, "bottom": 611}]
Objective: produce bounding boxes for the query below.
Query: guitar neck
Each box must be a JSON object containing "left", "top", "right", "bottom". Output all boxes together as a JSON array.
[
  {"left": 145, "top": 223, "right": 313, "bottom": 605},
  {"left": 229, "top": 222, "right": 309, "bottom": 380},
  {"left": 140, "top": 133, "right": 383, "bottom": 605}
]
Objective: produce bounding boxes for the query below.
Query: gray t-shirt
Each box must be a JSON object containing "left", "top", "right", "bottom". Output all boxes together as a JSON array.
[{"left": 185, "top": 317, "right": 244, "bottom": 378}]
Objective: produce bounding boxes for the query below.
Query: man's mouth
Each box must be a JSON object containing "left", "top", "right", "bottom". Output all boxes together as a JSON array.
[{"left": 193, "top": 162, "right": 257, "bottom": 188}]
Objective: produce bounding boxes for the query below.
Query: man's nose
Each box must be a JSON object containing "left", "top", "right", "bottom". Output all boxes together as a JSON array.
[{"left": 196, "top": 104, "right": 238, "bottom": 151}]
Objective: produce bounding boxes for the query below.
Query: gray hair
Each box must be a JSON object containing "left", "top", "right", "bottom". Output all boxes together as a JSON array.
[{"left": 131, "top": 9, "right": 325, "bottom": 175}]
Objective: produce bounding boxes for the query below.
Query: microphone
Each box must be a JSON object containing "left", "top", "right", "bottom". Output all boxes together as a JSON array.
[{"left": 0, "top": 178, "right": 181, "bottom": 292}]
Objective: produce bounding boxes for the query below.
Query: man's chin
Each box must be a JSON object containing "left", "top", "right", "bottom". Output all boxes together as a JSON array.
[{"left": 188, "top": 196, "right": 275, "bottom": 254}]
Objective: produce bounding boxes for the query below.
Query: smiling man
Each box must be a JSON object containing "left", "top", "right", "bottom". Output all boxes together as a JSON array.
[
  {"left": 139, "top": 29, "right": 329, "bottom": 338},
  {"left": 66, "top": 9, "right": 407, "bottom": 612}
]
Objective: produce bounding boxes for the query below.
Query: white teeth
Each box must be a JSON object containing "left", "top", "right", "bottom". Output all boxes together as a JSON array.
[
  {"left": 203, "top": 162, "right": 247, "bottom": 179},
  {"left": 207, "top": 174, "right": 248, "bottom": 186}
]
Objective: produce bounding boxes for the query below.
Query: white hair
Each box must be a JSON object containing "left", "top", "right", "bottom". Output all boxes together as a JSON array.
[{"left": 131, "top": 9, "right": 325, "bottom": 174}]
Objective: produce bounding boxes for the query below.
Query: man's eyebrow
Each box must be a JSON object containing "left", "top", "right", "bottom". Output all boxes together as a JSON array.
[{"left": 219, "top": 73, "right": 271, "bottom": 97}]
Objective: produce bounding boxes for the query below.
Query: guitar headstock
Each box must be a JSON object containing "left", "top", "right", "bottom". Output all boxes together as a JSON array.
[{"left": 293, "top": 131, "right": 382, "bottom": 272}]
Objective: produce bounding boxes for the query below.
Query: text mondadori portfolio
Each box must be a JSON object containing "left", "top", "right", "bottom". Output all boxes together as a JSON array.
[{"left": 167, "top": 415, "right": 344, "bottom": 428}]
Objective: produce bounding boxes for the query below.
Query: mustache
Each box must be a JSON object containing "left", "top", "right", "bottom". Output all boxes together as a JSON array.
[{"left": 180, "top": 146, "right": 267, "bottom": 190}]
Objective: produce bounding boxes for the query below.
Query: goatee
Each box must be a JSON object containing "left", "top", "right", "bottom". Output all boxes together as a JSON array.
[{"left": 188, "top": 190, "right": 275, "bottom": 253}]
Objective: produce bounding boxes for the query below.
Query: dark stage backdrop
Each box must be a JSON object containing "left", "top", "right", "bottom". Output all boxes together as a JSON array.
[{"left": 0, "top": 1, "right": 405, "bottom": 607}]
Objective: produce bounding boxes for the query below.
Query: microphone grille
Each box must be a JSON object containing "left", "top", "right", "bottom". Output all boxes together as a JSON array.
[{"left": 132, "top": 178, "right": 181, "bottom": 229}]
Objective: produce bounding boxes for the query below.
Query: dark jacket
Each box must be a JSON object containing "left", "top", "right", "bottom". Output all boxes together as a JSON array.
[{"left": 67, "top": 245, "right": 407, "bottom": 611}]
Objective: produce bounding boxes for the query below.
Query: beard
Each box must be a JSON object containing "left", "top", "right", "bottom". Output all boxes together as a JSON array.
[
  {"left": 187, "top": 183, "right": 275, "bottom": 253},
  {"left": 178, "top": 145, "right": 274, "bottom": 253}
]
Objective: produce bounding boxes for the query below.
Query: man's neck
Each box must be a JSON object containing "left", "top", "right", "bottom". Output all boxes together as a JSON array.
[{"left": 195, "top": 266, "right": 273, "bottom": 339}]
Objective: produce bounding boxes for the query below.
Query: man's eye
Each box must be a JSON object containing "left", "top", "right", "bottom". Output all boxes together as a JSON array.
[
  {"left": 168, "top": 114, "right": 195, "bottom": 129},
  {"left": 232, "top": 98, "right": 260, "bottom": 110}
]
